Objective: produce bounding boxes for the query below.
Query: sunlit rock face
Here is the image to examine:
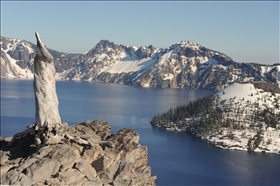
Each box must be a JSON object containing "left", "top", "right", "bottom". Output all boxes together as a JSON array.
[{"left": 0, "top": 120, "right": 157, "bottom": 185}]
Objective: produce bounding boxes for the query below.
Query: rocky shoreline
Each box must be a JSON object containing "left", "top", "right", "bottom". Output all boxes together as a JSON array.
[
  {"left": 1, "top": 120, "right": 156, "bottom": 186},
  {"left": 152, "top": 124, "right": 280, "bottom": 154}
]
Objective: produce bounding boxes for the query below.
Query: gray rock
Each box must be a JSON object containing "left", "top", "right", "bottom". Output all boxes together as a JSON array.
[
  {"left": 92, "top": 154, "right": 118, "bottom": 173},
  {"left": 80, "top": 120, "right": 112, "bottom": 140},
  {"left": 82, "top": 178, "right": 103, "bottom": 186},
  {"left": 1, "top": 169, "right": 21, "bottom": 185},
  {"left": 0, "top": 120, "right": 156, "bottom": 185},
  {"left": 25, "top": 158, "right": 60, "bottom": 182},
  {"left": 0, "top": 150, "right": 10, "bottom": 165},
  {"left": 108, "top": 128, "right": 140, "bottom": 151},
  {"left": 51, "top": 143, "right": 81, "bottom": 165},
  {"left": 74, "top": 160, "right": 97, "bottom": 180},
  {"left": 114, "top": 161, "right": 134, "bottom": 180},
  {"left": 58, "top": 168, "right": 84, "bottom": 185},
  {"left": 19, "top": 173, "right": 37, "bottom": 185},
  {"left": 91, "top": 155, "right": 119, "bottom": 183},
  {"left": 41, "top": 178, "right": 61, "bottom": 185},
  {"left": 0, "top": 164, "right": 12, "bottom": 176}
]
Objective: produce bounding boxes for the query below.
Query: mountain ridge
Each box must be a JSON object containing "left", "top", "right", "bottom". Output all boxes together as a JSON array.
[{"left": 1, "top": 35, "right": 279, "bottom": 90}]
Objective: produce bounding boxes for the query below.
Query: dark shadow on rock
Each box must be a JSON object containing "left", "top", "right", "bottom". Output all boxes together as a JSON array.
[{"left": 1, "top": 133, "right": 37, "bottom": 161}]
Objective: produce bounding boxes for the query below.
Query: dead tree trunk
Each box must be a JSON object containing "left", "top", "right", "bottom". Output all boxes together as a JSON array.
[
  {"left": 34, "top": 31, "right": 61, "bottom": 130},
  {"left": 8, "top": 32, "right": 65, "bottom": 146},
  {"left": 8, "top": 32, "right": 113, "bottom": 148},
  {"left": 31, "top": 32, "right": 66, "bottom": 145}
]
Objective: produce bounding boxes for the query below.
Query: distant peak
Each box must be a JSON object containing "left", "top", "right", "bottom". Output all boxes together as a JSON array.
[
  {"left": 94, "top": 39, "right": 120, "bottom": 51},
  {"left": 96, "top": 39, "right": 136, "bottom": 49},
  {"left": 177, "top": 40, "right": 200, "bottom": 48},
  {"left": 147, "top": 44, "right": 156, "bottom": 49},
  {"left": 97, "top": 39, "right": 117, "bottom": 45}
]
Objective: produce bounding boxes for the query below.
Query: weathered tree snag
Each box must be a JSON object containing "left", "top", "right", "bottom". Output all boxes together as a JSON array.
[
  {"left": 8, "top": 32, "right": 64, "bottom": 147},
  {"left": 34, "top": 31, "right": 61, "bottom": 130},
  {"left": 8, "top": 32, "right": 112, "bottom": 148}
]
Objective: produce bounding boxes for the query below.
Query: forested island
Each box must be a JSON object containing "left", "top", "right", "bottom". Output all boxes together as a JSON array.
[{"left": 151, "top": 82, "right": 280, "bottom": 154}]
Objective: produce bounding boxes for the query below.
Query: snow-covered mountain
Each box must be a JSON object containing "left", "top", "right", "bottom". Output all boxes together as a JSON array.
[{"left": 1, "top": 36, "right": 279, "bottom": 90}]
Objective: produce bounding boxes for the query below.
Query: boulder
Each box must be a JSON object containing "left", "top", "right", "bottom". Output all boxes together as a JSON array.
[{"left": 0, "top": 120, "right": 156, "bottom": 185}]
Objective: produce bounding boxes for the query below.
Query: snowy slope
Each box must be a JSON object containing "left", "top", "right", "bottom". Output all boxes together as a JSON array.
[
  {"left": 100, "top": 55, "right": 156, "bottom": 73},
  {"left": 216, "top": 82, "right": 280, "bottom": 112},
  {"left": 217, "top": 83, "right": 258, "bottom": 102},
  {"left": 211, "top": 83, "right": 280, "bottom": 153},
  {"left": 1, "top": 37, "right": 34, "bottom": 78}
]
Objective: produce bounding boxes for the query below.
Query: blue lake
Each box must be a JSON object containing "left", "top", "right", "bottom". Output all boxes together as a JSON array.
[{"left": 1, "top": 79, "right": 279, "bottom": 185}]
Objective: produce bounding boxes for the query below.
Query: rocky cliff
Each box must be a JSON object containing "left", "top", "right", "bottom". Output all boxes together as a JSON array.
[
  {"left": 1, "top": 36, "right": 279, "bottom": 90},
  {"left": 0, "top": 120, "right": 156, "bottom": 186}
]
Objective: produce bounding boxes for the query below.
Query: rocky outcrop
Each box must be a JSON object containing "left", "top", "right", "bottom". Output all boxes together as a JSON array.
[{"left": 0, "top": 120, "right": 156, "bottom": 186}]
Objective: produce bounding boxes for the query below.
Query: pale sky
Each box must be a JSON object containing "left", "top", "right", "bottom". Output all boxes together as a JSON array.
[{"left": 1, "top": 1, "right": 279, "bottom": 64}]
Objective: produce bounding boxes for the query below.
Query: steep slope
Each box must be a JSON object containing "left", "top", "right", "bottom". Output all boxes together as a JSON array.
[
  {"left": 1, "top": 37, "right": 34, "bottom": 78},
  {"left": 1, "top": 36, "right": 279, "bottom": 90},
  {"left": 151, "top": 82, "right": 280, "bottom": 153}
]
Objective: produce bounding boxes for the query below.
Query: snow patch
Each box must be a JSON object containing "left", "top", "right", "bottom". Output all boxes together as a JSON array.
[
  {"left": 1, "top": 49, "right": 33, "bottom": 78},
  {"left": 217, "top": 83, "right": 258, "bottom": 102},
  {"left": 163, "top": 74, "right": 174, "bottom": 80},
  {"left": 142, "top": 78, "right": 152, "bottom": 88},
  {"left": 157, "top": 51, "right": 173, "bottom": 66},
  {"left": 102, "top": 57, "right": 156, "bottom": 73},
  {"left": 202, "top": 58, "right": 218, "bottom": 69},
  {"left": 197, "top": 56, "right": 208, "bottom": 64}
]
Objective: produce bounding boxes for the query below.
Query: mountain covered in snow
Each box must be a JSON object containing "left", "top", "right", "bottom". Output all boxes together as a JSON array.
[
  {"left": 151, "top": 82, "right": 280, "bottom": 154},
  {"left": 1, "top": 36, "right": 280, "bottom": 90}
]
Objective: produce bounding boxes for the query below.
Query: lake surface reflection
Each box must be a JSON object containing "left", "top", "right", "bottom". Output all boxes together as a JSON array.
[{"left": 1, "top": 79, "right": 279, "bottom": 185}]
